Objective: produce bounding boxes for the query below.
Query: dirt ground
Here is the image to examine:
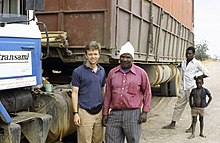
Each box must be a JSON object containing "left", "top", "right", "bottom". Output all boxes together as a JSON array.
[{"left": 140, "top": 61, "right": 220, "bottom": 143}]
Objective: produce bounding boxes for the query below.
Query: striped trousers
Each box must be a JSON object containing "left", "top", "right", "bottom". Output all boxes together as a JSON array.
[{"left": 105, "top": 109, "right": 141, "bottom": 143}]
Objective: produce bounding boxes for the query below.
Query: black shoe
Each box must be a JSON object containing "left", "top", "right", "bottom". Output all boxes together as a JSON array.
[{"left": 162, "top": 124, "right": 175, "bottom": 129}]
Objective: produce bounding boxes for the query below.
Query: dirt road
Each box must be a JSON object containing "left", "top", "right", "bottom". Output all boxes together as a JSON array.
[{"left": 141, "top": 61, "right": 220, "bottom": 143}]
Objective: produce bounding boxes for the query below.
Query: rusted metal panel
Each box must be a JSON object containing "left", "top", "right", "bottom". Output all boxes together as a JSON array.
[
  {"left": 63, "top": 0, "right": 106, "bottom": 10},
  {"left": 64, "top": 12, "right": 105, "bottom": 46},
  {"left": 36, "top": 0, "right": 194, "bottom": 63},
  {"left": 37, "top": 0, "right": 107, "bottom": 48},
  {"left": 153, "top": 0, "right": 193, "bottom": 30},
  {"left": 44, "top": 0, "right": 61, "bottom": 11}
]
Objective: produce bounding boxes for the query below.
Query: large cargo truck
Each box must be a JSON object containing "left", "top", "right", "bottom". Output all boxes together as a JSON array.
[
  {"left": 36, "top": 0, "right": 194, "bottom": 95},
  {"left": 0, "top": 0, "right": 194, "bottom": 142}
]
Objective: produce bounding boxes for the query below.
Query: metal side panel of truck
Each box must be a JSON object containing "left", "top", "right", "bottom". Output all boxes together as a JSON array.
[
  {"left": 36, "top": 0, "right": 194, "bottom": 62},
  {"left": 36, "top": 0, "right": 194, "bottom": 93}
]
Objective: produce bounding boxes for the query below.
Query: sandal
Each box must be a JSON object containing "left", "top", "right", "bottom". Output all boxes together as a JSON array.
[{"left": 185, "top": 128, "right": 192, "bottom": 133}]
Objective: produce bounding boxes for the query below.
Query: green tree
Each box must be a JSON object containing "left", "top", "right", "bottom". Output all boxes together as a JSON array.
[{"left": 195, "top": 41, "right": 210, "bottom": 61}]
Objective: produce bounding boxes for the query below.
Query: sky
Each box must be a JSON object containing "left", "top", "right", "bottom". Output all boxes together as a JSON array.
[{"left": 194, "top": 0, "right": 220, "bottom": 58}]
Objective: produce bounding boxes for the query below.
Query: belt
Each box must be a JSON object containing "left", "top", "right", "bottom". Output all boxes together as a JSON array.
[
  {"left": 83, "top": 104, "right": 103, "bottom": 115},
  {"left": 112, "top": 108, "right": 139, "bottom": 111}
]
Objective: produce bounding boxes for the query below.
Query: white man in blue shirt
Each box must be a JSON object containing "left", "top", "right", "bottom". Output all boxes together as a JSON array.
[{"left": 71, "top": 41, "right": 106, "bottom": 143}]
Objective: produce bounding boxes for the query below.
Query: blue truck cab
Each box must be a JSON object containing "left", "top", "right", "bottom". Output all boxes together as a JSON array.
[
  {"left": 0, "top": 1, "right": 52, "bottom": 143},
  {"left": 0, "top": 3, "right": 42, "bottom": 125},
  {"left": 0, "top": 23, "right": 42, "bottom": 90}
]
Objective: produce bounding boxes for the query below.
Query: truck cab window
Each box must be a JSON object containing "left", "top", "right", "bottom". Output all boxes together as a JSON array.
[
  {"left": 0, "top": 0, "right": 27, "bottom": 23},
  {"left": 1, "top": 0, "right": 26, "bottom": 15}
]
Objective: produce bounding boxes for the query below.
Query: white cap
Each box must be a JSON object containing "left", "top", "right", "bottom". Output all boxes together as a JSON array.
[{"left": 119, "top": 41, "right": 134, "bottom": 58}]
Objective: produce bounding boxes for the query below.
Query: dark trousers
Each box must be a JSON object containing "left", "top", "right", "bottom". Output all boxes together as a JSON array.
[{"left": 105, "top": 108, "right": 141, "bottom": 143}]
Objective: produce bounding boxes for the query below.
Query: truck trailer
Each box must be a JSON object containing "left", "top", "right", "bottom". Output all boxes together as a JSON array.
[
  {"left": 37, "top": 0, "right": 194, "bottom": 95},
  {"left": 0, "top": 0, "right": 194, "bottom": 142}
]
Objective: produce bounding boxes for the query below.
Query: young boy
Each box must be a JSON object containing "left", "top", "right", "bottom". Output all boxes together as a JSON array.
[{"left": 188, "top": 76, "right": 212, "bottom": 139}]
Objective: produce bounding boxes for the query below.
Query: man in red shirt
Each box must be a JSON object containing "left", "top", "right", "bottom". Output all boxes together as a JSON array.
[{"left": 102, "top": 41, "right": 152, "bottom": 143}]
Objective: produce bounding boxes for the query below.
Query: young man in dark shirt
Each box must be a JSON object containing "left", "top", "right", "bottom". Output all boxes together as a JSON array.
[{"left": 71, "top": 41, "right": 106, "bottom": 143}]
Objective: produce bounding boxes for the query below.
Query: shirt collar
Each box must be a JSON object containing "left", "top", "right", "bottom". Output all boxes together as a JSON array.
[
  {"left": 115, "top": 64, "right": 136, "bottom": 74},
  {"left": 184, "top": 58, "right": 196, "bottom": 64},
  {"left": 191, "top": 58, "right": 196, "bottom": 63},
  {"left": 83, "top": 62, "right": 102, "bottom": 71}
]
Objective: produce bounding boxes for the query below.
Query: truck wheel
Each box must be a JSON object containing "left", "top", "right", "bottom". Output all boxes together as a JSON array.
[
  {"left": 168, "top": 68, "right": 181, "bottom": 96},
  {"left": 160, "top": 68, "right": 181, "bottom": 97}
]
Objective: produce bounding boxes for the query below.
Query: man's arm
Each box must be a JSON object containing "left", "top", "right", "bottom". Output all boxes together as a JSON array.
[
  {"left": 72, "top": 86, "right": 79, "bottom": 113},
  {"left": 196, "top": 60, "right": 210, "bottom": 79},
  {"left": 102, "top": 76, "right": 111, "bottom": 126},
  {"left": 142, "top": 72, "right": 152, "bottom": 113},
  {"left": 102, "top": 85, "right": 105, "bottom": 97},
  {"left": 194, "top": 74, "right": 208, "bottom": 80},
  {"left": 72, "top": 86, "right": 81, "bottom": 126},
  {"left": 139, "top": 71, "right": 152, "bottom": 124}
]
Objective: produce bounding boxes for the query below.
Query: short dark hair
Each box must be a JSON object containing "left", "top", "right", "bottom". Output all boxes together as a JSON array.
[
  {"left": 85, "top": 41, "right": 101, "bottom": 54},
  {"left": 186, "top": 46, "right": 195, "bottom": 54}
]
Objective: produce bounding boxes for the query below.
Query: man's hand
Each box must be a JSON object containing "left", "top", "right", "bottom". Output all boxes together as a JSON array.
[
  {"left": 102, "top": 115, "right": 108, "bottom": 126},
  {"left": 138, "top": 112, "right": 148, "bottom": 124},
  {"left": 193, "top": 76, "right": 197, "bottom": 80},
  {"left": 74, "top": 113, "right": 81, "bottom": 126}
]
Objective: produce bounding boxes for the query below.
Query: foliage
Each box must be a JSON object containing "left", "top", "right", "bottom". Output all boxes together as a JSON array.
[{"left": 195, "top": 41, "right": 210, "bottom": 61}]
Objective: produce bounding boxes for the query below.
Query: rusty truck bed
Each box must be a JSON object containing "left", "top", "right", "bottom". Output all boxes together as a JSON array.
[{"left": 36, "top": 0, "right": 194, "bottom": 64}]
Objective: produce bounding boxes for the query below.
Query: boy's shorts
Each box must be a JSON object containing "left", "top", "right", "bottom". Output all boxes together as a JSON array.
[{"left": 191, "top": 107, "right": 204, "bottom": 117}]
